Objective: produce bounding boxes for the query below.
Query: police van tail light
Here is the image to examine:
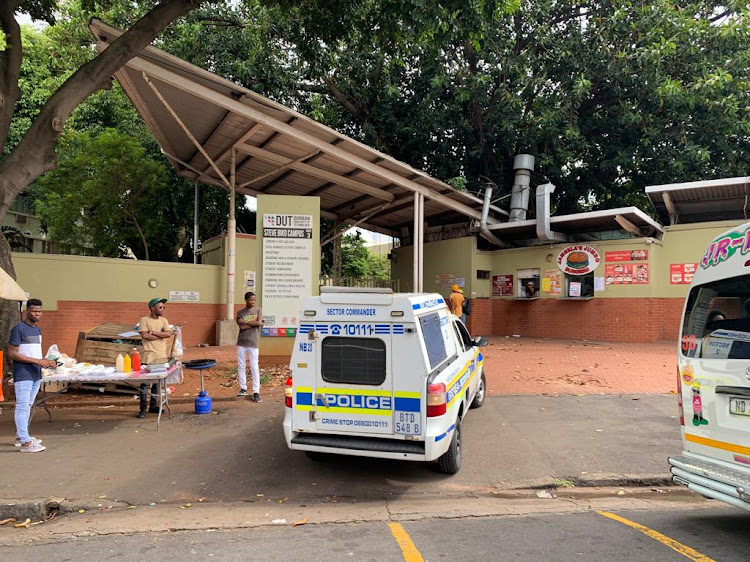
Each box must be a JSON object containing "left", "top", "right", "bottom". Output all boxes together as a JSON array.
[
  {"left": 676, "top": 368, "right": 684, "bottom": 426},
  {"left": 427, "top": 383, "right": 447, "bottom": 417},
  {"left": 285, "top": 377, "right": 293, "bottom": 408}
]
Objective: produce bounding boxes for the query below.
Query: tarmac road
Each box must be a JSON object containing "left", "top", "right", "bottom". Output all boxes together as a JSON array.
[
  {"left": 0, "top": 392, "right": 681, "bottom": 507},
  {"left": 2, "top": 503, "right": 748, "bottom": 561}
]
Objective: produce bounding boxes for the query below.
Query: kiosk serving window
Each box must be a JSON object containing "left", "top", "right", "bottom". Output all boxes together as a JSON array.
[
  {"left": 557, "top": 246, "right": 601, "bottom": 300},
  {"left": 517, "top": 268, "right": 540, "bottom": 298}
]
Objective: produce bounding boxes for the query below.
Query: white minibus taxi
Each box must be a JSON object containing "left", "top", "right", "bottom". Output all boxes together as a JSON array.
[{"left": 669, "top": 221, "right": 750, "bottom": 511}]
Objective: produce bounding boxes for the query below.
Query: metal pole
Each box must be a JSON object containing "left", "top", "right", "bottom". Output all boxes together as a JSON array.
[
  {"left": 413, "top": 193, "right": 418, "bottom": 292},
  {"left": 226, "top": 149, "right": 237, "bottom": 321},
  {"left": 417, "top": 194, "right": 424, "bottom": 292},
  {"left": 193, "top": 181, "right": 199, "bottom": 264}
]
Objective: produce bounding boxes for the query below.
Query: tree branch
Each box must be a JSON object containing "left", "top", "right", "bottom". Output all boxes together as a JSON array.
[{"left": 0, "top": 0, "right": 204, "bottom": 216}]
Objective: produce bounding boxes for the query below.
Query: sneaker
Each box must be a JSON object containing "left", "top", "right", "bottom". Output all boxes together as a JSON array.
[
  {"left": 19, "top": 441, "right": 46, "bottom": 453},
  {"left": 252, "top": 393, "right": 262, "bottom": 403},
  {"left": 237, "top": 388, "right": 248, "bottom": 397},
  {"left": 14, "top": 437, "right": 42, "bottom": 448}
]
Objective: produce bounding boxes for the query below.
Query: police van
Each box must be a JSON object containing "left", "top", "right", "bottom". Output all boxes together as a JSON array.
[
  {"left": 670, "top": 221, "right": 750, "bottom": 511},
  {"left": 283, "top": 287, "right": 488, "bottom": 473}
]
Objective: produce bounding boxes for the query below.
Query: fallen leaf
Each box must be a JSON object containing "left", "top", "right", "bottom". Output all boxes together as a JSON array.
[
  {"left": 127, "top": 506, "right": 136, "bottom": 510},
  {"left": 0, "top": 518, "right": 17, "bottom": 526},
  {"left": 98, "top": 495, "right": 107, "bottom": 499},
  {"left": 256, "top": 494, "right": 264, "bottom": 497},
  {"left": 14, "top": 518, "right": 31, "bottom": 528},
  {"left": 293, "top": 518, "right": 308, "bottom": 527},
  {"left": 278, "top": 497, "right": 288, "bottom": 504},
  {"left": 78, "top": 509, "right": 86, "bottom": 514}
]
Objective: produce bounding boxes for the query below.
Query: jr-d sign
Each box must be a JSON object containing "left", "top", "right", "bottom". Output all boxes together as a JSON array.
[{"left": 557, "top": 245, "right": 601, "bottom": 276}]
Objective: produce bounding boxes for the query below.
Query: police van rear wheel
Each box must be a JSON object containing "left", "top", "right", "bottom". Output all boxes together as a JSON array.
[
  {"left": 471, "top": 373, "right": 486, "bottom": 409},
  {"left": 438, "top": 420, "right": 462, "bottom": 474}
]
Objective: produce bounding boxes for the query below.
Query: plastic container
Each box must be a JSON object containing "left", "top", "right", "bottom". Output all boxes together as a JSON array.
[
  {"left": 131, "top": 348, "right": 141, "bottom": 371},
  {"left": 115, "top": 353, "right": 124, "bottom": 373},
  {"left": 195, "top": 391, "right": 212, "bottom": 414},
  {"left": 123, "top": 352, "right": 132, "bottom": 373}
]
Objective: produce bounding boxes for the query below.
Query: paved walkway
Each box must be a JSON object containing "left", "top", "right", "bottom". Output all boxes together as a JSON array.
[{"left": 482, "top": 337, "right": 675, "bottom": 396}]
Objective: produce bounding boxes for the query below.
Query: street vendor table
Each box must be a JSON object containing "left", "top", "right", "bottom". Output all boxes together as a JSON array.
[{"left": 35, "top": 362, "right": 182, "bottom": 431}]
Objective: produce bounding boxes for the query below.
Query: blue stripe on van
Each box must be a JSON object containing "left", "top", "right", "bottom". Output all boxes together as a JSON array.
[
  {"left": 435, "top": 423, "right": 456, "bottom": 442},
  {"left": 394, "top": 397, "right": 420, "bottom": 412},
  {"left": 296, "top": 392, "right": 313, "bottom": 406}
]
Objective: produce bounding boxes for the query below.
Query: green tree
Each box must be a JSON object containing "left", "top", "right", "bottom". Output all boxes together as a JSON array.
[{"left": 1, "top": 0, "right": 207, "bottom": 366}]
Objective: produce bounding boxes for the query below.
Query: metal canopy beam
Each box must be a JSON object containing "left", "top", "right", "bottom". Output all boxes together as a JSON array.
[{"left": 124, "top": 56, "right": 496, "bottom": 223}]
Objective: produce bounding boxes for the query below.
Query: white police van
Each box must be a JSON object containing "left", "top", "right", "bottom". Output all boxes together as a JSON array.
[
  {"left": 670, "top": 221, "right": 750, "bottom": 511},
  {"left": 283, "top": 287, "right": 488, "bottom": 473}
]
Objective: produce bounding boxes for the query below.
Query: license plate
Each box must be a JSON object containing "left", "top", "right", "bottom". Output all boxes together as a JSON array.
[
  {"left": 394, "top": 411, "right": 421, "bottom": 435},
  {"left": 729, "top": 396, "right": 750, "bottom": 416}
]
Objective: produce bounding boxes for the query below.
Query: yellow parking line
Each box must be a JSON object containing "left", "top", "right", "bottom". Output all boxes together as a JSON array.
[
  {"left": 597, "top": 511, "right": 715, "bottom": 562},
  {"left": 387, "top": 522, "right": 424, "bottom": 562}
]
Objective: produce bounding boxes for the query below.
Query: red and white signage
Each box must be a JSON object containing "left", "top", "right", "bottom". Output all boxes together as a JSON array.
[
  {"left": 557, "top": 245, "right": 601, "bottom": 276},
  {"left": 492, "top": 275, "right": 514, "bottom": 296}
]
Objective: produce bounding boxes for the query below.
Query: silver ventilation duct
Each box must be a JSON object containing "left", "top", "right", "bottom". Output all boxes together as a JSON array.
[{"left": 508, "top": 154, "right": 535, "bottom": 222}]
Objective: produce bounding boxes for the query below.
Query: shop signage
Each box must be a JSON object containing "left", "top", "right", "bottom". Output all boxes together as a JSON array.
[
  {"left": 169, "top": 291, "right": 199, "bottom": 302},
  {"left": 262, "top": 213, "right": 313, "bottom": 337},
  {"left": 557, "top": 245, "right": 601, "bottom": 275},
  {"left": 670, "top": 263, "right": 697, "bottom": 285},
  {"left": 605, "top": 263, "right": 649, "bottom": 285},
  {"left": 492, "top": 275, "right": 514, "bottom": 296},
  {"left": 605, "top": 250, "right": 648, "bottom": 262}
]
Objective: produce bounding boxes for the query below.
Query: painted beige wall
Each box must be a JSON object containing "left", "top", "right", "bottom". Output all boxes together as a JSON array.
[
  {"left": 393, "top": 236, "right": 475, "bottom": 298},
  {"left": 652, "top": 220, "right": 747, "bottom": 298},
  {"left": 13, "top": 253, "right": 223, "bottom": 310}
]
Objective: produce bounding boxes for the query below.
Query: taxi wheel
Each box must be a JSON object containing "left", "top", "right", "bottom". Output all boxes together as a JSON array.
[
  {"left": 438, "top": 420, "right": 462, "bottom": 474},
  {"left": 471, "top": 373, "right": 486, "bottom": 409}
]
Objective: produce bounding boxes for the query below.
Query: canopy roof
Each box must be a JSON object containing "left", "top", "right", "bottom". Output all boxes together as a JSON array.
[
  {"left": 485, "top": 207, "right": 663, "bottom": 242},
  {"left": 89, "top": 20, "right": 506, "bottom": 238},
  {"left": 646, "top": 176, "right": 750, "bottom": 225}
]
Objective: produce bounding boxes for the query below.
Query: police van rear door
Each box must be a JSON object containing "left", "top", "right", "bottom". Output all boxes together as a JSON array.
[{"left": 312, "top": 320, "right": 394, "bottom": 435}]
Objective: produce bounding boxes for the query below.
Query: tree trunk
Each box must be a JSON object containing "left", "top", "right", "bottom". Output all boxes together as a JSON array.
[{"left": 0, "top": 234, "right": 19, "bottom": 399}]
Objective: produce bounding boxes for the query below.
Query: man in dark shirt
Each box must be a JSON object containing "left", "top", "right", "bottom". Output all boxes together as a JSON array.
[
  {"left": 9, "top": 298, "right": 56, "bottom": 453},
  {"left": 236, "top": 291, "right": 263, "bottom": 402}
]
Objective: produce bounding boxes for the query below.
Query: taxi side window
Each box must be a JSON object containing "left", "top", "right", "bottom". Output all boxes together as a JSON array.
[
  {"left": 419, "top": 312, "right": 448, "bottom": 369},
  {"left": 454, "top": 320, "right": 473, "bottom": 351}
]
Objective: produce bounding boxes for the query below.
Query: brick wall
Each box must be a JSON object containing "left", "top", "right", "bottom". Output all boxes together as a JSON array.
[
  {"left": 38, "top": 301, "right": 245, "bottom": 356},
  {"left": 465, "top": 297, "right": 684, "bottom": 343}
]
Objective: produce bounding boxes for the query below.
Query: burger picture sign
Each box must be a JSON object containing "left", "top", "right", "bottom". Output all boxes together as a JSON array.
[{"left": 557, "top": 245, "right": 601, "bottom": 275}]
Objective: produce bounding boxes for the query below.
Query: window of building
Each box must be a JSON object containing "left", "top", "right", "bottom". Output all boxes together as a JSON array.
[
  {"left": 564, "top": 272, "right": 594, "bottom": 298},
  {"left": 321, "top": 337, "right": 386, "bottom": 385},
  {"left": 477, "top": 270, "right": 490, "bottom": 280},
  {"left": 517, "top": 268, "right": 540, "bottom": 298}
]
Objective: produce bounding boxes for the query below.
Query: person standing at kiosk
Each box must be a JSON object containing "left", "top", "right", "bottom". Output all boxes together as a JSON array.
[
  {"left": 137, "top": 298, "right": 172, "bottom": 418},
  {"left": 449, "top": 284, "right": 466, "bottom": 324}
]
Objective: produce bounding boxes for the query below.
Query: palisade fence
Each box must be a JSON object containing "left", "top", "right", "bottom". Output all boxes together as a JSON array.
[{"left": 319, "top": 276, "right": 400, "bottom": 291}]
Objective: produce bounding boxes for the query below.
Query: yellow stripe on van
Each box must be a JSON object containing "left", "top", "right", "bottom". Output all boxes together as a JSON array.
[
  {"left": 297, "top": 386, "right": 313, "bottom": 393},
  {"left": 685, "top": 433, "right": 750, "bottom": 456},
  {"left": 394, "top": 391, "right": 421, "bottom": 398}
]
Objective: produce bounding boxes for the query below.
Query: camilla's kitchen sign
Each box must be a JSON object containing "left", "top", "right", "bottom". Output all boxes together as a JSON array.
[{"left": 557, "top": 245, "right": 602, "bottom": 275}]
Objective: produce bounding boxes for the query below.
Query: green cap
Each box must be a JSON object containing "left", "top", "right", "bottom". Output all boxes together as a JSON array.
[{"left": 148, "top": 298, "right": 167, "bottom": 309}]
